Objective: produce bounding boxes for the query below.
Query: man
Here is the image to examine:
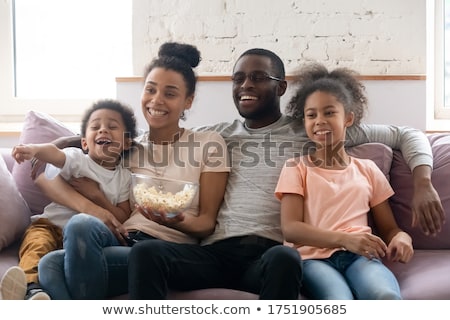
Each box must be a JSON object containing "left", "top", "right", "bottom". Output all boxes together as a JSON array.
[{"left": 36, "top": 48, "right": 444, "bottom": 299}]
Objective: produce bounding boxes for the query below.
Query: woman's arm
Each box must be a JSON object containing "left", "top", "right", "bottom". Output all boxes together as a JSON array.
[
  {"left": 142, "top": 171, "right": 229, "bottom": 238},
  {"left": 68, "top": 177, "right": 131, "bottom": 223},
  {"left": 34, "top": 173, "right": 127, "bottom": 242},
  {"left": 346, "top": 124, "right": 444, "bottom": 236}
]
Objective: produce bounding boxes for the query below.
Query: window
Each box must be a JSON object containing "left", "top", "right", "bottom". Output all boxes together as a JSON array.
[{"left": 0, "top": 0, "right": 132, "bottom": 123}]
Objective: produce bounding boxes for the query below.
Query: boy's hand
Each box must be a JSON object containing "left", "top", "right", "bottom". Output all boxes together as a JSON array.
[{"left": 12, "top": 144, "right": 36, "bottom": 164}]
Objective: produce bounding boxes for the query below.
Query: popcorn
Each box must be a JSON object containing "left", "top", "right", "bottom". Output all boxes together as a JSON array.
[{"left": 133, "top": 182, "right": 196, "bottom": 213}]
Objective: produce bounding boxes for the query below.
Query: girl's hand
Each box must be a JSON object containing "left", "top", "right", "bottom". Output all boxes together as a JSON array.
[
  {"left": 386, "top": 231, "right": 414, "bottom": 263},
  {"left": 343, "top": 232, "right": 387, "bottom": 260}
]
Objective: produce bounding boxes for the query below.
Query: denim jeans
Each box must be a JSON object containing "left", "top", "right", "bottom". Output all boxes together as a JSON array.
[
  {"left": 128, "top": 236, "right": 303, "bottom": 299},
  {"left": 38, "top": 214, "right": 152, "bottom": 299},
  {"left": 39, "top": 214, "right": 303, "bottom": 300},
  {"left": 302, "top": 250, "right": 401, "bottom": 299}
]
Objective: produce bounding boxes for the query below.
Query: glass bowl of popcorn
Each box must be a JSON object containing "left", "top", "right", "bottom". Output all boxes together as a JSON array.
[{"left": 131, "top": 173, "right": 198, "bottom": 218}]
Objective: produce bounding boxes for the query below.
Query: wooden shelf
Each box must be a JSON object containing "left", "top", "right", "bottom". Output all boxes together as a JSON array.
[{"left": 116, "top": 74, "right": 426, "bottom": 82}]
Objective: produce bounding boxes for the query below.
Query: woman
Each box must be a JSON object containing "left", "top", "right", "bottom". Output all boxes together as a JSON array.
[{"left": 37, "top": 42, "right": 230, "bottom": 299}]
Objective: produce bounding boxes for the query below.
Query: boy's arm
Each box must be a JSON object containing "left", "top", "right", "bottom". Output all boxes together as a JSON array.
[
  {"left": 12, "top": 143, "right": 66, "bottom": 168},
  {"left": 30, "top": 135, "right": 82, "bottom": 179},
  {"left": 346, "top": 124, "right": 444, "bottom": 236}
]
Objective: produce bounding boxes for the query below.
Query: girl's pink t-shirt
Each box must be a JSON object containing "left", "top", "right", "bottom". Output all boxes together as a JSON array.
[{"left": 275, "top": 156, "right": 394, "bottom": 260}]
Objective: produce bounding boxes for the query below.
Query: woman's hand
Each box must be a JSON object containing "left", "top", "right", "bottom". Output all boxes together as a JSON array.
[{"left": 135, "top": 204, "right": 185, "bottom": 225}]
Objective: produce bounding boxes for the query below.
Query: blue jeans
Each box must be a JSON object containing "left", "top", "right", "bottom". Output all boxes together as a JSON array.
[
  {"left": 38, "top": 214, "right": 146, "bottom": 299},
  {"left": 302, "top": 251, "right": 401, "bottom": 299},
  {"left": 128, "top": 236, "right": 303, "bottom": 299}
]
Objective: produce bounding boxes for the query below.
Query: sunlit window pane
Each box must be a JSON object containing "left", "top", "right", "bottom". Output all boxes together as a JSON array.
[{"left": 13, "top": 0, "right": 131, "bottom": 99}]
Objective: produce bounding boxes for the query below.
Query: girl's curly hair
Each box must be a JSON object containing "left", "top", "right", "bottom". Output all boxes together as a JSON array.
[{"left": 286, "top": 63, "right": 368, "bottom": 126}]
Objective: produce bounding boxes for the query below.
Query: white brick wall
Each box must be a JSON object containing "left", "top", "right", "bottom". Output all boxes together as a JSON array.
[{"left": 132, "top": 0, "right": 425, "bottom": 75}]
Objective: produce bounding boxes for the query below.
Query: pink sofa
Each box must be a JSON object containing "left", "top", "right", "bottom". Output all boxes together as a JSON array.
[{"left": 1, "top": 133, "right": 450, "bottom": 300}]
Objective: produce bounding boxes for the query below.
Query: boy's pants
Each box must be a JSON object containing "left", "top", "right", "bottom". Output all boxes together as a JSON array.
[{"left": 18, "top": 218, "right": 63, "bottom": 284}]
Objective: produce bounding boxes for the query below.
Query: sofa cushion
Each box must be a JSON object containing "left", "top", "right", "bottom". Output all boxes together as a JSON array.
[
  {"left": 0, "top": 156, "right": 31, "bottom": 251},
  {"left": 11, "top": 110, "right": 75, "bottom": 215},
  {"left": 389, "top": 133, "right": 450, "bottom": 249},
  {"left": 383, "top": 250, "right": 450, "bottom": 299}
]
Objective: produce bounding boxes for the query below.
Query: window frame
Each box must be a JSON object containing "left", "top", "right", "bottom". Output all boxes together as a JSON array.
[
  {"left": 426, "top": 0, "right": 450, "bottom": 131},
  {"left": 434, "top": 0, "right": 450, "bottom": 119}
]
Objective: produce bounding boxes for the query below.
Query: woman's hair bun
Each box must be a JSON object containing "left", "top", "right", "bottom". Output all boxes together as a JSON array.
[{"left": 158, "top": 42, "right": 201, "bottom": 68}]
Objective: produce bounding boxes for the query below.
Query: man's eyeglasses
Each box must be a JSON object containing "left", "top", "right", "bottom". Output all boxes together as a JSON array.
[{"left": 231, "top": 71, "right": 283, "bottom": 85}]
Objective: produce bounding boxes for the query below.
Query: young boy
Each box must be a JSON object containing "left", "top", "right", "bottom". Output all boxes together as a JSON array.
[{"left": 0, "top": 99, "right": 137, "bottom": 300}]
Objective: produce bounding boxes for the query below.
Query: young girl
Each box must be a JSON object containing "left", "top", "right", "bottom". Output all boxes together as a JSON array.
[
  {"left": 36, "top": 42, "right": 230, "bottom": 299},
  {"left": 275, "top": 63, "right": 414, "bottom": 299},
  {"left": 1, "top": 99, "right": 137, "bottom": 300}
]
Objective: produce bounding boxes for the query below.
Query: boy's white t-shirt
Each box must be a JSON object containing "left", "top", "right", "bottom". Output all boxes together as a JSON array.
[{"left": 31, "top": 147, "right": 131, "bottom": 228}]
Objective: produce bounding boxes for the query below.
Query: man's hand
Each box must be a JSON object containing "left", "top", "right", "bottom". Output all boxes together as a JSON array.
[{"left": 412, "top": 180, "right": 445, "bottom": 236}]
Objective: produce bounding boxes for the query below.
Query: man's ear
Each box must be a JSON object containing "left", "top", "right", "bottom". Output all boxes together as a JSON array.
[
  {"left": 345, "top": 112, "right": 355, "bottom": 127},
  {"left": 277, "top": 80, "right": 288, "bottom": 97}
]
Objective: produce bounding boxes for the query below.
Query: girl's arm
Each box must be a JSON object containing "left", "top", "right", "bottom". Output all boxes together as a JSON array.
[
  {"left": 12, "top": 143, "right": 66, "bottom": 168},
  {"left": 371, "top": 200, "right": 414, "bottom": 263},
  {"left": 280, "top": 193, "right": 387, "bottom": 260}
]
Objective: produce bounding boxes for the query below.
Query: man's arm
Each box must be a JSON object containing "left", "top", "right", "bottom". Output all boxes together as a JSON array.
[
  {"left": 346, "top": 124, "right": 445, "bottom": 236},
  {"left": 346, "top": 124, "right": 433, "bottom": 169}
]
